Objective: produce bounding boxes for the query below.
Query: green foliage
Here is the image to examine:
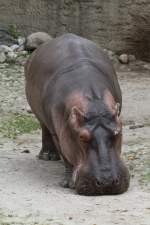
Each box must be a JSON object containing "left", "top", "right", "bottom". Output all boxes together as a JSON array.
[
  {"left": 0, "top": 114, "right": 40, "bottom": 139},
  {"left": 140, "top": 171, "right": 150, "bottom": 184},
  {"left": 8, "top": 24, "right": 20, "bottom": 39}
]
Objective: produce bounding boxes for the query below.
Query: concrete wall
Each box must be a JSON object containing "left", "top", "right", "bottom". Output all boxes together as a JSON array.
[{"left": 0, "top": 0, "right": 150, "bottom": 60}]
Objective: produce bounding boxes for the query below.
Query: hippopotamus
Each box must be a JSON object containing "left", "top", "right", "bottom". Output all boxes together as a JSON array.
[{"left": 25, "top": 33, "right": 130, "bottom": 195}]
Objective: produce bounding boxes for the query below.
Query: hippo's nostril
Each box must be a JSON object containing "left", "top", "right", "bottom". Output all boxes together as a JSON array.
[
  {"left": 112, "top": 178, "right": 120, "bottom": 186},
  {"left": 95, "top": 180, "right": 102, "bottom": 187}
]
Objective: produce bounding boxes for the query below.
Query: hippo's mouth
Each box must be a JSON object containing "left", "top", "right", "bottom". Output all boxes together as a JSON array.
[
  {"left": 75, "top": 176, "right": 130, "bottom": 196},
  {"left": 73, "top": 165, "right": 130, "bottom": 196}
]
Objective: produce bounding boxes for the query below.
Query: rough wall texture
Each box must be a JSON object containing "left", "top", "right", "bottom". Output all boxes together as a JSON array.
[{"left": 0, "top": 0, "right": 150, "bottom": 60}]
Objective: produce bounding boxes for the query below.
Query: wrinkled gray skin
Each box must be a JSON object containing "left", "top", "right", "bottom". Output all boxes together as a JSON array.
[{"left": 25, "top": 33, "right": 130, "bottom": 195}]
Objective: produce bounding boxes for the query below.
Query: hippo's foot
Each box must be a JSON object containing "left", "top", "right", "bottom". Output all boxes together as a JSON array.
[
  {"left": 61, "top": 176, "right": 75, "bottom": 189},
  {"left": 60, "top": 165, "right": 75, "bottom": 189},
  {"left": 39, "top": 124, "right": 61, "bottom": 161},
  {"left": 38, "top": 149, "right": 61, "bottom": 161}
]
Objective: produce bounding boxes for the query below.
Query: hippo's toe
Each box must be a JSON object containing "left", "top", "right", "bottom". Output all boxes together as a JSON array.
[{"left": 38, "top": 150, "right": 61, "bottom": 161}]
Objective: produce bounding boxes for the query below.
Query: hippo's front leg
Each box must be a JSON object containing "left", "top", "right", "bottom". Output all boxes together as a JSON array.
[
  {"left": 38, "top": 124, "right": 61, "bottom": 161},
  {"left": 61, "top": 159, "right": 75, "bottom": 189}
]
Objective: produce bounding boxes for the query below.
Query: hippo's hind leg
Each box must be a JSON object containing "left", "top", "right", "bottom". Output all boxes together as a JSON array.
[{"left": 38, "top": 124, "right": 61, "bottom": 161}]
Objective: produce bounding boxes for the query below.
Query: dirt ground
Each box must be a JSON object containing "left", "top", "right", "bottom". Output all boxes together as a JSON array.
[{"left": 0, "top": 61, "right": 150, "bottom": 225}]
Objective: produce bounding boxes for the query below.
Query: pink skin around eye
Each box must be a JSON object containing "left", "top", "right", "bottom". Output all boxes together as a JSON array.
[{"left": 79, "top": 129, "right": 91, "bottom": 142}]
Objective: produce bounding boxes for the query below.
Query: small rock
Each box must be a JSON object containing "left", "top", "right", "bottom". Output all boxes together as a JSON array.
[
  {"left": 18, "top": 36, "right": 26, "bottom": 46},
  {"left": 104, "top": 49, "right": 115, "bottom": 59},
  {"left": 17, "top": 44, "right": 25, "bottom": 52},
  {"left": 17, "top": 50, "right": 28, "bottom": 56},
  {"left": 103, "top": 48, "right": 107, "bottom": 53},
  {"left": 129, "top": 124, "right": 144, "bottom": 129},
  {"left": 25, "top": 32, "right": 53, "bottom": 51},
  {"left": 119, "top": 54, "right": 129, "bottom": 64},
  {"left": 143, "top": 64, "right": 150, "bottom": 70},
  {"left": 10, "top": 44, "right": 19, "bottom": 51},
  {"left": 22, "top": 50, "right": 28, "bottom": 55},
  {"left": 0, "top": 52, "right": 6, "bottom": 63},
  {"left": 128, "top": 155, "right": 135, "bottom": 160},
  {"left": 21, "top": 150, "right": 30, "bottom": 154},
  {"left": 103, "top": 49, "right": 119, "bottom": 67},
  {"left": 6, "top": 51, "right": 17, "bottom": 63},
  {"left": 21, "top": 104, "right": 32, "bottom": 113},
  {"left": 128, "top": 54, "right": 136, "bottom": 62},
  {"left": 107, "top": 50, "right": 115, "bottom": 60},
  {"left": 26, "top": 105, "right": 32, "bottom": 113},
  {"left": 0, "top": 45, "right": 12, "bottom": 53}
]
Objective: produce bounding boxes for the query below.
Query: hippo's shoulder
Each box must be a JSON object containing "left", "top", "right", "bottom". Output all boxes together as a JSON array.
[
  {"left": 61, "top": 33, "right": 79, "bottom": 40},
  {"left": 60, "top": 33, "right": 97, "bottom": 47},
  {"left": 59, "top": 33, "right": 107, "bottom": 58}
]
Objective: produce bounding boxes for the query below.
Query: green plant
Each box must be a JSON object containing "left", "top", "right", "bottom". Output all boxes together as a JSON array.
[
  {"left": 8, "top": 24, "right": 20, "bottom": 39},
  {"left": 0, "top": 113, "right": 40, "bottom": 139}
]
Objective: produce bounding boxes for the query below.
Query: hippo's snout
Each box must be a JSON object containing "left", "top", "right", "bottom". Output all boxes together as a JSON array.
[{"left": 75, "top": 162, "right": 130, "bottom": 196}]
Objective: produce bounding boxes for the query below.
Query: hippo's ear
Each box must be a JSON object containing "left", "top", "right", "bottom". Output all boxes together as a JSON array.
[
  {"left": 115, "top": 103, "right": 120, "bottom": 116},
  {"left": 69, "top": 106, "right": 84, "bottom": 130}
]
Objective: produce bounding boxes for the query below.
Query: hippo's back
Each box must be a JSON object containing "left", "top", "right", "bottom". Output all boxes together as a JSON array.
[
  {"left": 25, "top": 33, "right": 110, "bottom": 81},
  {"left": 25, "top": 33, "right": 121, "bottom": 123},
  {"left": 26, "top": 33, "right": 120, "bottom": 93}
]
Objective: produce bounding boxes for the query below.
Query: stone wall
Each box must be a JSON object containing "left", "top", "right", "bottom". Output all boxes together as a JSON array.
[{"left": 0, "top": 0, "right": 150, "bottom": 60}]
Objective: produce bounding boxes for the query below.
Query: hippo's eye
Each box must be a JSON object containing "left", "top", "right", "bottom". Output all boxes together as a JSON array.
[
  {"left": 83, "top": 116, "right": 89, "bottom": 123},
  {"left": 79, "top": 129, "right": 91, "bottom": 143}
]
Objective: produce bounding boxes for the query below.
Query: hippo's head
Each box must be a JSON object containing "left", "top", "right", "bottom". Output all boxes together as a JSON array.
[{"left": 63, "top": 90, "right": 130, "bottom": 195}]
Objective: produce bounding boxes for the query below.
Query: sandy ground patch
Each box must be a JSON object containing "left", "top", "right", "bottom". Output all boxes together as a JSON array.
[{"left": 0, "top": 62, "right": 150, "bottom": 225}]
